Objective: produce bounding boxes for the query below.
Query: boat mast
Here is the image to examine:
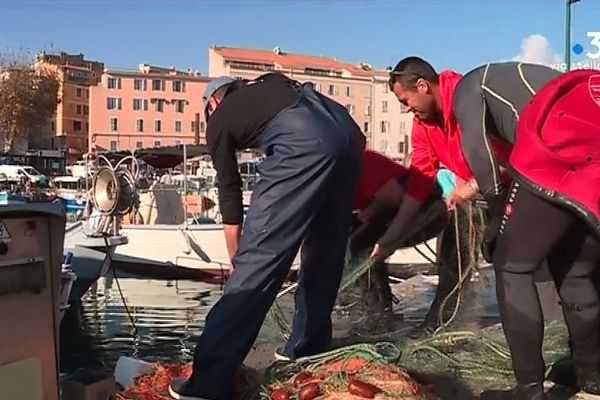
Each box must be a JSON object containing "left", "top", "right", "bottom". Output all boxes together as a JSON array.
[{"left": 183, "top": 144, "right": 188, "bottom": 229}]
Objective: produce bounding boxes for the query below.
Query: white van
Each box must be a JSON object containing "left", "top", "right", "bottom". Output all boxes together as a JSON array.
[{"left": 0, "top": 165, "right": 46, "bottom": 182}]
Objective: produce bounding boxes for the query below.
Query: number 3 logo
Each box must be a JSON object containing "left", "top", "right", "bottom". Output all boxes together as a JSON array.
[{"left": 587, "top": 32, "right": 600, "bottom": 59}]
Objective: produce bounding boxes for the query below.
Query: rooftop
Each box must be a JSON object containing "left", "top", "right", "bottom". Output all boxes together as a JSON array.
[
  {"left": 104, "top": 64, "right": 209, "bottom": 81},
  {"left": 212, "top": 45, "right": 375, "bottom": 78}
]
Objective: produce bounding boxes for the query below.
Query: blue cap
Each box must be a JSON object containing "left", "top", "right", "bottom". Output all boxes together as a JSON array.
[{"left": 203, "top": 76, "right": 235, "bottom": 111}]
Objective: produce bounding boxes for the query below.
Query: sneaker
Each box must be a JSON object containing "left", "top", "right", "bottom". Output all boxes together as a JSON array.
[
  {"left": 274, "top": 347, "right": 294, "bottom": 362},
  {"left": 168, "top": 378, "right": 210, "bottom": 400}
]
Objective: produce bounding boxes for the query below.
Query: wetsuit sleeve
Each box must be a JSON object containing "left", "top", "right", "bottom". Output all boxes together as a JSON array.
[
  {"left": 405, "top": 121, "right": 438, "bottom": 202},
  {"left": 453, "top": 76, "right": 503, "bottom": 198},
  {"left": 207, "top": 126, "right": 243, "bottom": 225}
]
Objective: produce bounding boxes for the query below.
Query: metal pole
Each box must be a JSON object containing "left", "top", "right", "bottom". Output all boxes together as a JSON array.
[
  {"left": 566, "top": 0, "right": 572, "bottom": 71},
  {"left": 566, "top": 0, "right": 581, "bottom": 72},
  {"left": 183, "top": 143, "right": 188, "bottom": 229}
]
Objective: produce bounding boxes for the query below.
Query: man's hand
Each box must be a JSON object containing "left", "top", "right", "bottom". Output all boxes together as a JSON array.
[
  {"left": 446, "top": 179, "right": 479, "bottom": 210},
  {"left": 223, "top": 224, "right": 242, "bottom": 275},
  {"left": 370, "top": 243, "right": 383, "bottom": 260}
]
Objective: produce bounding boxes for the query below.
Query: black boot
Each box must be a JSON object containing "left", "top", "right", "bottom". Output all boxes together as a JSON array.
[
  {"left": 577, "top": 365, "right": 600, "bottom": 395},
  {"left": 480, "top": 383, "right": 546, "bottom": 400}
]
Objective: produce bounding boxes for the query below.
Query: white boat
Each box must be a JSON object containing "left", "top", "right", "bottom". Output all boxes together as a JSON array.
[{"left": 68, "top": 145, "right": 436, "bottom": 289}]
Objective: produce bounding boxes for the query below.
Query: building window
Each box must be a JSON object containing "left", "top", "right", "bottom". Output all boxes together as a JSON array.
[
  {"left": 73, "top": 120, "right": 82, "bottom": 131},
  {"left": 328, "top": 84, "right": 338, "bottom": 96},
  {"left": 76, "top": 104, "right": 83, "bottom": 115},
  {"left": 200, "top": 121, "right": 205, "bottom": 133},
  {"left": 175, "top": 140, "right": 182, "bottom": 146},
  {"left": 345, "top": 104, "right": 355, "bottom": 115},
  {"left": 382, "top": 101, "right": 388, "bottom": 113},
  {"left": 133, "top": 98, "right": 148, "bottom": 111},
  {"left": 85, "top": 122, "right": 89, "bottom": 133},
  {"left": 314, "top": 83, "right": 321, "bottom": 92},
  {"left": 152, "top": 79, "right": 165, "bottom": 91},
  {"left": 154, "top": 120, "right": 162, "bottom": 133},
  {"left": 380, "top": 120, "right": 388, "bottom": 134},
  {"left": 76, "top": 87, "right": 82, "bottom": 97},
  {"left": 173, "top": 80, "right": 186, "bottom": 92},
  {"left": 136, "top": 119, "right": 144, "bottom": 132},
  {"left": 83, "top": 105, "right": 89, "bottom": 115},
  {"left": 50, "top": 121, "right": 55, "bottom": 131},
  {"left": 398, "top": 142, "right": 405, "bottom": 153},
  {"left": 345, "top": 86, "right": 352, "bottom": 97},
  {"left": 85, "top": 89, "right": 89, "bottom": 98},
  {"left": 107, "top": 97, "right": 122, "bottom": 110},
  {"left": 365, "top": 105, "right": 371, "bottom": 116},
  {"left": 399, "top": 104, "right": 408, "bottom": 113},
  {"left": 154, "top": 140, "right": 161, "bottom": 147},
  {"left": 191, "top": 121, "right": 196, "bottom": 132},
  {"left": 136, "top": 141, "right": 143, "bottom": 149},
  {"left": 399, "top": 121, "right": 407, "bottom": 132},
  {"left": 175, "top": 120, "right": 182, "bottom": 132},
  {"left": 154, "top": 99, "right": 164, "bottom": 112},
  {"left": 110, "top": 140, "right": 117, "bottom": 151},
  {"left": 363, "top": 122, "right": 370, "bottom": 133},
  {"left": 134, "top": 79, "right": 147, "bottom": 91},
  {"left": 107, "top": 77, "right": 122, "bottom": 89},
  {"left": 174, "top": 100, "right": 185, "bottom": 113},
  {"left": 110, "top": 117, "right": 118, "bottom": 131},
  {"left": 383, "top": 83, "right": 389, "bottom": 93}
]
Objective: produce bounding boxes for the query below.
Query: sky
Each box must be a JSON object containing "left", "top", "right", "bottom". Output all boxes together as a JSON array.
[{"left": 1, "top": 0, "right": 599, "bottom": 74}]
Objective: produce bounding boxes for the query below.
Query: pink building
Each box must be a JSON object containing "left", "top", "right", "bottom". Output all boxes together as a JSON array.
[{"left": 89, "top": 64, "right": 210, "bottom": 153}]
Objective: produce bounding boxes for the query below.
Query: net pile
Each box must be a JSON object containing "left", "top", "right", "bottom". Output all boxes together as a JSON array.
[
  {"left": 262, "top": 343, "right": 433, "bottom": 399},
  {"left": 113, "top": 324, "right": 570, "bottom": 399}
]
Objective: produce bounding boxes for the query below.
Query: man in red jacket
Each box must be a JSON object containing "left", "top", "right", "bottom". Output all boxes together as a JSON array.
[{"left": 350, "top": 150, "right": 447, "bottom": 313}]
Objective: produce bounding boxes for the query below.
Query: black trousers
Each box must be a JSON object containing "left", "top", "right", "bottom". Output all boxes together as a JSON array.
[{"left": 493, "top": 183, "right": 600, "bottom": 384}]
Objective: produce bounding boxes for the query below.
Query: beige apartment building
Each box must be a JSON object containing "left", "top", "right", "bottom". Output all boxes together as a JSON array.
[
  {"left": 208, "top": 46, "right": 414, "bottom": 161},
  {"left": 371, "top": 70, "right": 413, "bottom": 160}
]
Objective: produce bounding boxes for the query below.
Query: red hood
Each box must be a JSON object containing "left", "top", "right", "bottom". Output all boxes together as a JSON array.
[{"left": 439, "top": 70, "right": 464, "bottom": 129}]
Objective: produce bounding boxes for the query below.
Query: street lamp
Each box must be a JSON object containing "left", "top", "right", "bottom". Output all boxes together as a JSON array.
[{"left": 565, "top": 0, "right": 581, "bottom": 71}]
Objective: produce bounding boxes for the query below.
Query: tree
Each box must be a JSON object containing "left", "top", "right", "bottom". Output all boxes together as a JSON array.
[{"left": 0, "top": 52, "right": 59, "bottom": 153}]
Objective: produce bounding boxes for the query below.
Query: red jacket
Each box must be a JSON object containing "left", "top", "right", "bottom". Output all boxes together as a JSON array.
[
  {"left": 355, "top": 150, "right": 408, "bottom": 209},
  {"left": 406, "top": 71, "right": 475, "bottom": 201},
  {"left": 510, "top": 70, "right": 600, "bottom": 236},
  {"left": 406, "top": 70, "right": 513, "bottom": 202}
]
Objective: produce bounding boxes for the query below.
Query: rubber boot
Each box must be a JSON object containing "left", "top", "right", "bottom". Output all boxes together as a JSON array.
[{"left": 480, "top": 383, "right": 546, "bottom": 400}]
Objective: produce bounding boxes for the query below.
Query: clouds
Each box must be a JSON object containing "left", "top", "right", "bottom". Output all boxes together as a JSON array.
[{"left": 512, "top": 34, "right": 562, "bottom": 66}]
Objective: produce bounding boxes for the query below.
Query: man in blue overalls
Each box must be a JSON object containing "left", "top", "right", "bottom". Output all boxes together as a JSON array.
[{"left": 169, "top": 73, "right": 366, "bottom": 400}]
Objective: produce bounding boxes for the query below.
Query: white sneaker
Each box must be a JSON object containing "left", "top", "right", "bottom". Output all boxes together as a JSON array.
[{"left": 168, "top": 378, "right": 210, "bottom": 400}]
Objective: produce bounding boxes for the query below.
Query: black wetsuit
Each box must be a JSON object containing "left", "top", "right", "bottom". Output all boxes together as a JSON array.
[{"left": 453, "top": 61, "right": 561, "bottom": 203}]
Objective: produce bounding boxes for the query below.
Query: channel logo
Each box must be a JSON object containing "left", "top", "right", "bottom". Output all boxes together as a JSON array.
[{"left": 573, "top": 32, "right": 600, "bottom": 59}]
